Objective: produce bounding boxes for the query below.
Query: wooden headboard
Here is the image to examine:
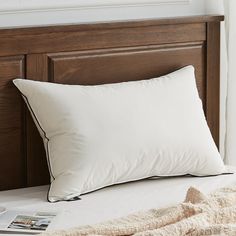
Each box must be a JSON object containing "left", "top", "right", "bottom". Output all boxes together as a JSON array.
[{"left": 0, "top": 15, "right": 223, "bottom": 191}]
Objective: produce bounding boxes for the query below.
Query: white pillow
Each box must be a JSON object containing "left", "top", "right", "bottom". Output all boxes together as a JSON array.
[{"left": 13, "top": 65, "right": 225, "bottom": 202}]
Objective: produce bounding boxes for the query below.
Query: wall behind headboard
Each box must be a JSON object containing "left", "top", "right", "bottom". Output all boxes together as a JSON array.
[{"left": 0, "top": 0, "right": 205, "bottom": 27}]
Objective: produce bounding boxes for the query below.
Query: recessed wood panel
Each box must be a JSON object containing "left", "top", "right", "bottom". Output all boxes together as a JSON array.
[
  {"left": 0, "top": 56, "right": 26, "bottom": 190},
  {"left": 49, "top": 43, "right": 206, "bottom": 102}
]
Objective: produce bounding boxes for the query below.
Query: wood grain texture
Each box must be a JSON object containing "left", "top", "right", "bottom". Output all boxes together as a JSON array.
[
  {"left": 206, "top": 22, "right": 221, "bottom": 148},
  {"left": 26, "top": 54, "right": 50, "bottom": 186},
  {"left": 0, "top": 15, "right": 224, "bottom": 190},
  {"left": 0, "top": 56, "right": 26, "bottom": 190},
  {"left": 48, "top": 42, "right": 206, "bottom": 100},
  {"left": 0, "top": 23, "right": 206, "bottom": 57}
]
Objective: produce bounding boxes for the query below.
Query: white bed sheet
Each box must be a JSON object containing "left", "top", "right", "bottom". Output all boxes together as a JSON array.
[{"left": 0, "top": 172, "right": 236, "bottom": 235}]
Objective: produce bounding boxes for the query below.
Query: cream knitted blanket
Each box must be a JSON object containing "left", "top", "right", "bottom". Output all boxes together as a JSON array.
[{"left": 41, "top": 186, "right": 236, "bottom": 236}]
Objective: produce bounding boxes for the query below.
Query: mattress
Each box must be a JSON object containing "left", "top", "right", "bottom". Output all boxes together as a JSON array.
[{"left": 0, "top": 171, "right": 236, "bottom": 235}]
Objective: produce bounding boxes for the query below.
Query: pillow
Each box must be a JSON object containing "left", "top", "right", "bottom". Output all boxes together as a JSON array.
[{"left": 13, "top": 65, "right": 225, "bottom": 202}]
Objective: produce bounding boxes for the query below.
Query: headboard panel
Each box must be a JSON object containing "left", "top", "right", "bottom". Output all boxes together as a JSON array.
[{"left": 0, "top": 15, "right": 223, "bottom": 190}]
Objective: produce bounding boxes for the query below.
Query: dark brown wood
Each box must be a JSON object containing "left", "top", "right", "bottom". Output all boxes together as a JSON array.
[
  {"left": 26, "top": 54, "right": 50, "bottom": 186},
  {"left": 0, "top": 23, "right": 206, "bottom": 57},
  {"left": 48, "top": 42, "right": 206, "bottom": 101},
  {"left": 206, "top": 22, "right": 221, "bottom": 148},
  {"left": 0, "top": 15, "right": 223, "bottom": 190},
  {"left": 0, "top": 56, "right": 26, "bottom": 190}
]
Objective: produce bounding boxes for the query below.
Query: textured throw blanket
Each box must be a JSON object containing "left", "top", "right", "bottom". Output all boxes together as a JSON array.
[{"left": 41, "top": 186, "right": 236, "bottom": 236}]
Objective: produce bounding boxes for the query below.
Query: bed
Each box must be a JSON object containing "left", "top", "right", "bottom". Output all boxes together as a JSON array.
[
  {"left": 0, "top": 15, "right": 230, "bottom": 235},
  {"left": 1, "top": 173, "right": 236, "bottom": 234}
]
